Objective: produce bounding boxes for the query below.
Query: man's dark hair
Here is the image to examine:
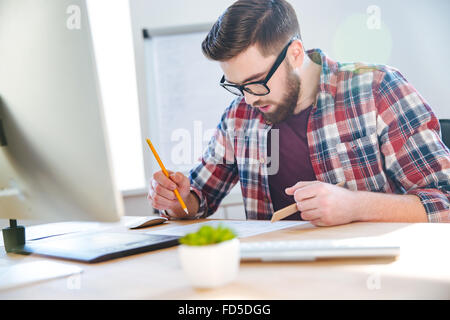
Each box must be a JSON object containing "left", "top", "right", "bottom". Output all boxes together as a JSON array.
[{"left": 202, "top": 0, "right": 301, "bottom": 61}]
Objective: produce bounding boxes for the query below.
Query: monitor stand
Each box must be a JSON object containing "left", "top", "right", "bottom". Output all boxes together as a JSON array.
[
  {"left": 0, "top": 118, "right": 7, "bottom": 146},
  {"left": 2, "top": 219, "right": 27, "bottom": 254}
]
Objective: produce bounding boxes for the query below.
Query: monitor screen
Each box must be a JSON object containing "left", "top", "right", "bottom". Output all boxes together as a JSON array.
[{"left": 0, "top": 0, "right": 124, "bottom": 223}]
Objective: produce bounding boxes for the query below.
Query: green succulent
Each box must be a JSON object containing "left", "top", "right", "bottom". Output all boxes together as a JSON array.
[{"left": 179, "top": 224, "right": 237, "bottom": 246}]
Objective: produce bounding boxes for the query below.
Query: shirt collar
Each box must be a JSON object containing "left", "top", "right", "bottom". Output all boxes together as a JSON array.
[{"left": 306, "top": 48, "right": 338, "bottom": 105}]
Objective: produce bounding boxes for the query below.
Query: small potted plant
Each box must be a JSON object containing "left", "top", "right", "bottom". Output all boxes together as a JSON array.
[{"left": 178, "top": 224, "right": 240, "bottom": 288}]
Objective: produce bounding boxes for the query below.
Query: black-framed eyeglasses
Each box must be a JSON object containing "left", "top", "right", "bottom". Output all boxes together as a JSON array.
[{"left": 220, "top": 37, "right": 297, "bottom": 97}]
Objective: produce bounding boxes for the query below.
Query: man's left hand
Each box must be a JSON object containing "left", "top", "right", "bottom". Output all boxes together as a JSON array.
[{"left": 285, "top": 181, "right": 358, "bottom": 227}]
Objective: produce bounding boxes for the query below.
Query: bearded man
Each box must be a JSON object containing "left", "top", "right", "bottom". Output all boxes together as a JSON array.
[{"left": 148, "top": 0, "right": 450, "bottom": 225}]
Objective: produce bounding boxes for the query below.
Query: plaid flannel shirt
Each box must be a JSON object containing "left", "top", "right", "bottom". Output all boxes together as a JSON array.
[{"left": 188, "top": 49, "right": 450, "bottom": 222}]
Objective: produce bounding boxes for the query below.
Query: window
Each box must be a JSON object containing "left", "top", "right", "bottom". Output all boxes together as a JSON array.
[{"left": 87, "top": 0, "right": 146, "bottom": 192}]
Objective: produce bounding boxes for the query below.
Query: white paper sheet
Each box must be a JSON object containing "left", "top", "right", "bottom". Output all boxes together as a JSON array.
[{"left": 146, "top": 220, "right": 309, "bottom": 238}]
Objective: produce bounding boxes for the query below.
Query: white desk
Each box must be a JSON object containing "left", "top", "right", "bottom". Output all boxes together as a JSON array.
[{"left": 1, "top": 218, "right": 449, "bottom": 299}]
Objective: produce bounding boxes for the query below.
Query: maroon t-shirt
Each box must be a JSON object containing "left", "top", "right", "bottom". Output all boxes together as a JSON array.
[{"left": 267, "top": 105, "right": 316, "bottom": 220}]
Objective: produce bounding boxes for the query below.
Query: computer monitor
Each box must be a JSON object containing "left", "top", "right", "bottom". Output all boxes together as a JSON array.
[
  {"left": 0, "top": 0, "right": 179, "bottom": 261},
  {"left": 0, "top": 0, "right": 124, "bottom": 224}
]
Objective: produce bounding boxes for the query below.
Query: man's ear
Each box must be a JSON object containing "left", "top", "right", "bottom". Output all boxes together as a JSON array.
[{"left": 287, "top": 39, "right": 305, "bottom": 70}]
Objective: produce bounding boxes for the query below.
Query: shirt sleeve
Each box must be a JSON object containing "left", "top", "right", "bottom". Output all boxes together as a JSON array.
[
  {"left": 375, "top": 68, "right": 450, "bottom": 222},
  {"left": 188, "top": 102, "right": 239, "bottom": 218}
]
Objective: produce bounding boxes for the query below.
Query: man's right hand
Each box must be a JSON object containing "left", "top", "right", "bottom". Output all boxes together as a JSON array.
[{"left": 148, "top": 170, "right": 196, "bottom": 218}]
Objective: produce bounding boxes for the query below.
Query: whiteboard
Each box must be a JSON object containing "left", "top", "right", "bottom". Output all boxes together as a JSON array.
[
  {"left": 144, "top": 31, "right": 234, "bottom": 172},
  {"left": 143, "top": 31, "right": 243, "bottom": 201}
]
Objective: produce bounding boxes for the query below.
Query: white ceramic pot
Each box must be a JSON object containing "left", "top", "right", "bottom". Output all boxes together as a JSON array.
[{"left": 178, "top": 238, "right": 240, "bottom": 288}]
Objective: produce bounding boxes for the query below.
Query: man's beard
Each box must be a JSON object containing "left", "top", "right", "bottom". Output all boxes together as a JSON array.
[{"left": 259, "top": 68, "right": 301, "bottom": 124}]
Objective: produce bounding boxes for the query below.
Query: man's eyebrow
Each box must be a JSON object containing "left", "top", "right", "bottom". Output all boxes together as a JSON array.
[{"left": 226, "top": 71, "right": 267, "bottom": 85}]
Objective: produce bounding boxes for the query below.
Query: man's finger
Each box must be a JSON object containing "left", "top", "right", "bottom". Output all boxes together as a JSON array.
[
  {"left": 152, "top": 194, "right": 178, "bottom": 210},
  {"left": 285, "top": 180, "right": 319, "bottom": 195},
  {"left": 310, "top": 218, "right": 325, "bottom": 227},
  {"left": 153, "top": 171, "right": 177, "bottom": 190},
  {"left": 297, "top": 198, "right": 319, "bottom": 213},
  {"left": 300, "top": 208, "right": 322, "bottom": 221},
  {"left": 170, "top": 172, "right": 188, "bottom": 189},
  {"left": 152, "top": 180, "right": 176, "bottom": 200},
  {"left": 292, "top": 183, "right": 321, "bottom": 202},
  {"left": 169, "top": 171, "right": 182, "bottom": 182}
]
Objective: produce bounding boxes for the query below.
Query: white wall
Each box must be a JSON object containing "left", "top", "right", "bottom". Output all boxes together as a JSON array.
[
  {"left": 124, "top": 0, "right": 450, "bottom": 218},
  {"left": 131, "top": 0, "right": 449, "bottom": 117},
  {"left": 295, "top": 0, "right": 450, "bottom": 119}
]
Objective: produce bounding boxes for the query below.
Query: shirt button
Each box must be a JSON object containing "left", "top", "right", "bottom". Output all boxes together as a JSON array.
[{"left": 260, "top": 157, "right": 265, "bottom": 164}]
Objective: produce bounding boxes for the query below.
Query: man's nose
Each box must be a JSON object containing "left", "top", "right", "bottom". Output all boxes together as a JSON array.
[{"left": 243, "top": 91, "right": 259, "bottom": 107}]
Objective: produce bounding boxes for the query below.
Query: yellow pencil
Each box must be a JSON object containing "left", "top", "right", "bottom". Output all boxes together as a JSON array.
[{"left": 146, "top": 138, "right": 189, "bottom": 215}]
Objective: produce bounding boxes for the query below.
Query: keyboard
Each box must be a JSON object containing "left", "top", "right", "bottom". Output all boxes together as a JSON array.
[{"left": 240, "top": 238, "right": 400, "bottom": 262}]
